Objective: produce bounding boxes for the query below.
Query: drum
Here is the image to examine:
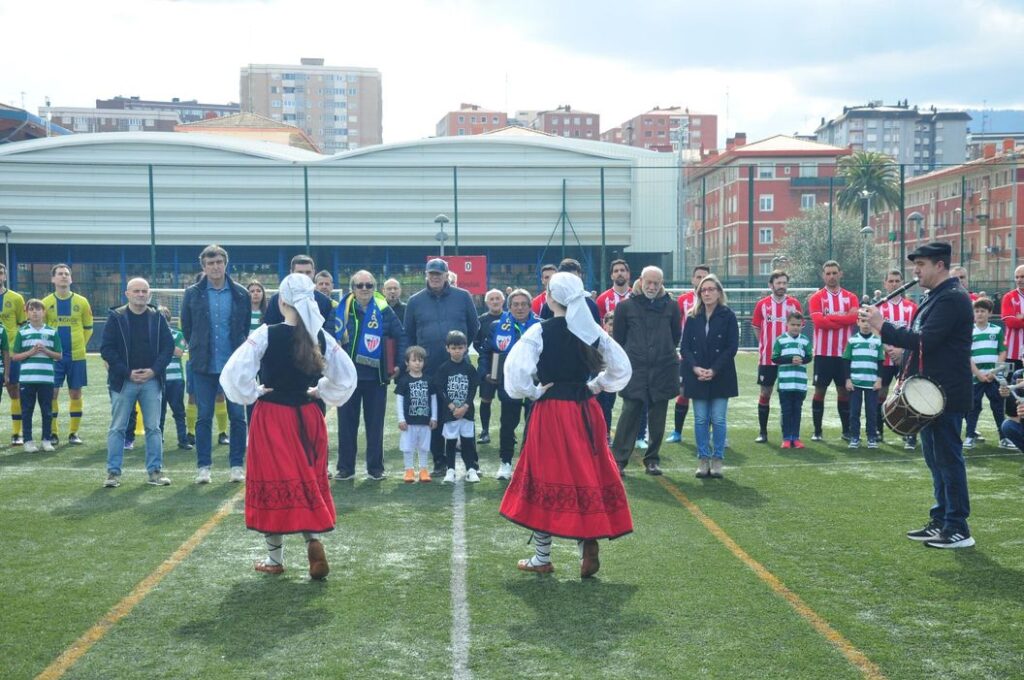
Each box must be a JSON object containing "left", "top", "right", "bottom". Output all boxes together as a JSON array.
[{"left": 883, "top": 376, "right": 946, "bottom": 436}]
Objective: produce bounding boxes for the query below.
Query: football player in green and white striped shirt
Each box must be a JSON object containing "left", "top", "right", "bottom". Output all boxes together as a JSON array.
[
  {"left": 160, "top": 306, "right": 192, "bottom": 450},
  {"left": 965, "top": 297, "right": 1008, "bottom": 449},
  {"left": 771, "top": 311, "right": 813, "bottom": 449},
  {"left": 11, "top": 299, "right": 63, "bottom": 452},
  {"left": 843, "top": 317, "right": 884, "bottom": 449}
]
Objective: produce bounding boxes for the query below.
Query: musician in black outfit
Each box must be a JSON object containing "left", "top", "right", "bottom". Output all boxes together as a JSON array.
[{"left": 861, "top": 242, "right": 975, "bottom": 549}]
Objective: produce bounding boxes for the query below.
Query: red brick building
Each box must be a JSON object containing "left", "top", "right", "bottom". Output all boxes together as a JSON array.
[
  {"left": 684, "top": 134, "right": 851, "bottom": 280},
  {"left": 435, "top": 103, "right": 508, "bottom": 137},
  {"left": 532, "top": 105, "right": 599, "bottom": 140},
  {"left": 871, "top": 139, "right": 1024, "bottom": 284},
  {"left": 603, "top": 106, "right": 717, "bottom": 153}
]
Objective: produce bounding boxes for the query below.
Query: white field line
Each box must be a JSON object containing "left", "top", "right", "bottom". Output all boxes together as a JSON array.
[{"left": 450, "top": 476, "right": 472, "bottom": 680}]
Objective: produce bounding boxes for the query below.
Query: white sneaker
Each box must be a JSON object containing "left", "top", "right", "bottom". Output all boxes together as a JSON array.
[
  {"left": 195, "top": 466, "right": 212, "bottom": 484},
  {"left": 443, "top": 468, "right": 456, "bottom": 484},
  {"left": 41, "top": 440, "right": 56, "bottom": 452},
  {"left": 999, "top": 438, "right": 1017, "bottom": 450},
  {"left": 23, "top": 441, "right": 38, "bottom": 453},
  {"left": 963, "top": 437, "right": 975, "bottom": 449},
  {"left": 495, "top": 462, "right": 513, "bottom": 480},
  {"left": 229, "top": 466, "right": 245, "bottom": 483},
  {"left": 466, "top": 468, "right": 480, "bottom": 483},
  {"left": 634, "top": 439, "right": 648, "bottom": 450}
]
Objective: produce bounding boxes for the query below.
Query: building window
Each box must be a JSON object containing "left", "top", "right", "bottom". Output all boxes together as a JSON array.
[
  {"left": 458, "top": 128, "right": 465, "bottom": 135},
  {"left": 801, "top": 194, "right": 816, "bottom": 210},
  {"left": 758, "top": 165, "right": 773, "bottom": 179},
  {"left": 759, "top": 195, "right": 774, "bottom": 212},
  {"left": 348, "top": 88, "right": 357, "bottom": 95},
  {"left": 799, "top": 163, "right": 817, "bottom": 178},
  {"left": 759, "top": 227, "right": 774, "bottom": 244},
  {"left": 760, "top": 259, "right": 774, "bottom": 275},
  {"left": 492, "top": 116, "right": 499, "bottom": 124},
  {"left": 272, "top": 100, "right": 281, "bottom": 108},
  {"left": 586, "top": 117, "right": 593, "bottom": 125}
]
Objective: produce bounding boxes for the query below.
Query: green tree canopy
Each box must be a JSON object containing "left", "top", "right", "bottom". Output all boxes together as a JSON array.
[
  {"left": 836, "top": 150, "right": 901, "bottom": 218},
  {"left": 775, "top": 204, "right": 889, "bottom": 298}
]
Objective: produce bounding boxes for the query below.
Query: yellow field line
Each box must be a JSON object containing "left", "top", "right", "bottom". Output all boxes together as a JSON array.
[
  {"left": 656, "top": 477, "right": 887, "bottom": 680},
  {"left": 36, "top": 490, "right": 243, "bottom": 680}
]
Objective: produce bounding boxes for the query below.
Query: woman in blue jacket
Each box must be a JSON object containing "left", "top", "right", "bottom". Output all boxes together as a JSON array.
[{"left": 680, "top": 274, "right": 738, "bottom": 478}]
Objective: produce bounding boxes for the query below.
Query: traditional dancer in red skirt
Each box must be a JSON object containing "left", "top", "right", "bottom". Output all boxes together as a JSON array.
[
  {"left": 221, "top": 273, "right": 356, "bottom": 580},
  {"left": 499, "top": 272, "right": 633, "bottom": 578}
]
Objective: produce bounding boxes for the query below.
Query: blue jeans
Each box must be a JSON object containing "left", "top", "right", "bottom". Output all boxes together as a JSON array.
[
  {"left": 919, "top": 411, "right": 970, "bottom": 535},
  {"left": 966, "top": 381, "right": 1004, "bottom": 437},
  {"left": 192, "top": 371, "right": 246, "bottom": 469},
  {"left": 1000, "top": 418, "right": 1024, "bottom": 452},
  {"left": 692, "top": 398, "right": 728, "bottom": 459},
  {"left": 337, "top": 380, "right": 387, "bottom": 477},
  {"left": 107, "top": 379, "right": 164, "bottom": 475},
  {"left": 161, "top": 379, "right": 188, "bottom": 445},
  {"left": 778, "top": 390, "right": 805, "bottom": 442},
  {"left": 848, "top": 387, "right": 879, "bottom": 440}
]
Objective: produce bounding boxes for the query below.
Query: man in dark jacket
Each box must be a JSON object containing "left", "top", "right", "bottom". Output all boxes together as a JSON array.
[
  {"left": 335, "top": 270, "right": 407, "bottom": 480},
  {"left": 263, "top": 254, "right": 337, "bottom": 332},
  {"left": 383, "top": 278, "right": 406, "bottom": 325},
  {"left": 101, "top": 278, "right": 174, "bottom": 488},
  {"left": 180, "top": 244, "right": 251, "bottom": 485},
  {"left": 862, "top": 242, "right": 975, "bottom": 549},
  {"left": 611, "top": 266, "right": 681, "bottom": 475},
  {"left": 403, "top": 258, "right": 480, "bottom": 474}
]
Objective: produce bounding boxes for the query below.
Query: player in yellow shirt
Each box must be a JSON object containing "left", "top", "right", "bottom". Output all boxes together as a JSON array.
[
  {"left": 43, "top": 263, "right": 93, "bottom": 446},
  {"left": 0, "top": 263, "right": 28, "bottom": 445}
]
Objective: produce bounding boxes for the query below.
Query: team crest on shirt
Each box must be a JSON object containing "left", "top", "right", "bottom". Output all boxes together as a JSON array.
[
  {"left": 363, "top": 334, "right": 381, "bottom": 353},
  {"left": 496, "top": 334, "right": 513, "bottom": 351}
]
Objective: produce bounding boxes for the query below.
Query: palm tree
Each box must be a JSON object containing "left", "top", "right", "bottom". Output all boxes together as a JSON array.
[{"left": 835, "top": 150, "right": 901, "bottom": 221}]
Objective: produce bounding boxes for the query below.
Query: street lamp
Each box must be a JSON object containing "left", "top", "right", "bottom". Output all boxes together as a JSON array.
[
  {"left": 860, "top": 189, "right": 875, "bottom": 229},
  {"left": 434, "top": 214, "right": 450, "bottom": 257},
  {"left": 860, "top": 225, "right": 875, "bottom": 299},
  {"left": 0, "top": 224, "right": 10, "bottom": 275},
  {"left": 908, "top": 211, "right": 924, "bottom": 241}
]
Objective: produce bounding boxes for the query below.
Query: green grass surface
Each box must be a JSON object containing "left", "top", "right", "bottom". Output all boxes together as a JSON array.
[{"left": 2, "top": 353, "right": 1023, "bottom": 679}]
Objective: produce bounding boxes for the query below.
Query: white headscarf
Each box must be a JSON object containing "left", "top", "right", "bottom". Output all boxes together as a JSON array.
[
  {"left": 278, "top": 273, "right": 324, "bottom": 343},
  {"left": 548, "top": 272, "right": 601, "bottom": 346}
]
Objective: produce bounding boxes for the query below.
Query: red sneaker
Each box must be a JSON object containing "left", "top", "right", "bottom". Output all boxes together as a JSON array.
[
  {"left": 792, "top": 440, "right": 805, "bottom": 449},
  {"left": 781, "top": 440, "right": 792, "bottom": 449}
]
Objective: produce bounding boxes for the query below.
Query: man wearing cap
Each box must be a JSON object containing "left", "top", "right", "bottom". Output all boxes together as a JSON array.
[
  {"left": 404, "top": 258, "right": 480, "bottom": 475},
  {"left": 861, "top": 242, "right": 975, "bottom": 549}
]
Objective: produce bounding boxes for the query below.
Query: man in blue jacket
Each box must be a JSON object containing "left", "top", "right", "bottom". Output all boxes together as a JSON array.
[
  {"left": 403, "top": 258, "right": 479, "bottom": 475},
  {"left": 101, "top": 278, "right": 174, "bottom": 488},
  {"left": 335, "top": 269, "right": 406, "bottom": 480},
  {"left": 180, "top": 245, "right": 251, "bottom": 485}
]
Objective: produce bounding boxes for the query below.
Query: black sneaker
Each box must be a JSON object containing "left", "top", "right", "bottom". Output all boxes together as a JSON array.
[
  {"left": 68, "top": 433, "right": 84, "bottom": 445},
  {"left": 432, "top": 465, "right": 447, "bottom": 478},
  {"left": 50, "top": 433, "right": 60, "bottom": 447},
  {"left": 644, "top": 462, "right": 663, "bottom": 476},
  {"left": 477, "top": 432, "right": 491, "bottom": 445},
  {"left": 334, "top": 471, "right": 356, "bottom": 481},
  {"left": 754, "top": 433, "right": 768, "bottom": 443},
  {"left": 178, "top": 441, "right": 194, "bottom": 451},
  {"left": 811, "top": 433, "right": 823, "bottom": 442},
  {"left": 840, "top": 432, "right": 851, "bottom": 442},
  {"left": 906, "top": 520, "right": 942, "bottom": 541},
  {"left": 925, "top": 531, "right": 975, "bottom": 549},
  {"left": 187, "top": 433, "right": 196, "bottom": 446},
  {"left": 217, "top": 432, "right": 230, "bottom": 446}
]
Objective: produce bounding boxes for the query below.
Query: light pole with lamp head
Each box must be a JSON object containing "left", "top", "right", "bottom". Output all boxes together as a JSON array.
[
  {"left": 860, "top": 225, "right": 875, "bottom": 300},
  {"left": 0, "top": 224, "right": 10, "bottom": 277},
  {"left": 434, "top": 214, "right": 450, "bottom": 257}
]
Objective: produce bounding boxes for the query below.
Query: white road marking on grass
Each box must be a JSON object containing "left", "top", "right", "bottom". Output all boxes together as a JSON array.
[
  {"left": 450, "top": 475, "right": 472, "bottom": 680},
  {"left": 35, "top": 489, "right": 243, "bottom": 680}
]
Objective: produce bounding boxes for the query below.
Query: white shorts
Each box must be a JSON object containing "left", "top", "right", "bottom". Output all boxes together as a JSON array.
[
  {"left": 399, "top": 424, "right": 431, "bottom": 453},
  {"left": 442, "top": 418, "right": 475, "bottom": 440}
]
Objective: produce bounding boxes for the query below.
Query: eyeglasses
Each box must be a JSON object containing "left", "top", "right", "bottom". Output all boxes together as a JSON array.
[
  {"left": 957, "top": 276, "right": 967, "bottom": 281},
  {"left": 353, "top": 282, "right": 375, "bottom": 290}
]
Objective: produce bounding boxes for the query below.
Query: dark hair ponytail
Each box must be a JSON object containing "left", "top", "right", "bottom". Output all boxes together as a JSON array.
[{"left": 292, "top": 315, "right": 326, "bottom": 375}]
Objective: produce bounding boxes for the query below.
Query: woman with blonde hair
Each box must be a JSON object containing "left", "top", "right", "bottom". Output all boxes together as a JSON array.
[{"left": 679, "top": 274, "right": 738, "bottom": 478}]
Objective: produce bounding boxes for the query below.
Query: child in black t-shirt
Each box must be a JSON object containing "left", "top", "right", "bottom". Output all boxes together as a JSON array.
[
  {"left": 432, "top": 331, "right": 481, "bottom": 483},
  {"left": 395, "top": 345, "right": 437, "bottom": 484}
]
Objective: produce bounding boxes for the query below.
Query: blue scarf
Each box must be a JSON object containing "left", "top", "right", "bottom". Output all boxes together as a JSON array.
[
  {"left": 345, "top": 294, "right": 384, "bottom": 368},
  {"left": 489, "top": 310, "right": 537, "bottom": 354}
]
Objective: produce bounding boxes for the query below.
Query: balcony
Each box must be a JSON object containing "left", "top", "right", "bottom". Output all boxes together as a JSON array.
[{"left": 790, "top": 177, "right": 846, "bottom": 188}]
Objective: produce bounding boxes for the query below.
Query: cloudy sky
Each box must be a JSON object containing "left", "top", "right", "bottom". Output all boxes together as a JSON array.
[{"left": 3, "top": 0, "right": 1022, "bottom": 147}]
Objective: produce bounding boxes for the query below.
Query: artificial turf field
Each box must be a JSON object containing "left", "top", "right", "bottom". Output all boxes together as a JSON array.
[{"left": 2, "top": 352, "right": 1023, "bottom": 680}]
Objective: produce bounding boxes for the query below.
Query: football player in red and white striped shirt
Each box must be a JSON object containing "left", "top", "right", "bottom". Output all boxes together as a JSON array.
[
  {"left": 752, "top": 270, "right": 803, "bottom": 443},
  {"left": 530, "top": 264, "right": 558, "bottom": 315},
  {"left": 668, "top": 263, "right": 711, "bottom": 443},
  {"left": 596, "top": 259, "right": 632, "bottom": 317},
  {"left": 877, "top": 269, "right": 918, "bottom": 447},
  {"left": 807, "top": 260, "right": 859, "bottom": 441},
  {"left": 1000, "top": 265, "right": 1024, "bottom": 366}
]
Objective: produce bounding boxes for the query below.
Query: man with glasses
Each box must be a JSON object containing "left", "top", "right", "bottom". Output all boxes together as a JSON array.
[
  {"left": 335, "top": 270, "right": 405, "bottom": 481},
  {"left": 951, "top": 266, "right": 980, "bottom": 301},
  {"left": 181, "top": 245, "right": 251, "bottom": 484},
  {"left": 403, "top": 258, "right": 479, "bottom": 476}
]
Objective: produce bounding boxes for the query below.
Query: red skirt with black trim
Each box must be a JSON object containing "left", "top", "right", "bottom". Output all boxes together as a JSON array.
[
  {"left": 245, "top": 400, "right": 336, "bottom": 535},
  {"left": 499, "top": 398, "right": 633, "bottom": 540}
]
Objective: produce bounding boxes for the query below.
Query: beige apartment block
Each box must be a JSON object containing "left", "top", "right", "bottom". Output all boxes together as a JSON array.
[{"left": 241, "top": 57, "right": 382, "bottom": 154}]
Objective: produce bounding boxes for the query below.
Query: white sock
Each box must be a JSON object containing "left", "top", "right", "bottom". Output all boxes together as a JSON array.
[
  {"left": 302, "top": 531, "right": 321, "bottom": 543},
  {"left": 402, "top": 449, "right": 414, "bottom": 468},
  {"left": 418, "top": 448, "right": 430, "bottom": 469},
  {"left": 529, "top": 531, "right": 552, "bottom": 565},
  {"left": 264, "top": 534, "right": 283, "bottom": 566}
]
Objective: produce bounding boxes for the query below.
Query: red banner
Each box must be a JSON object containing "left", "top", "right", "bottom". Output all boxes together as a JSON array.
[{"left": 432, "top": 255, "right": 488, "bottom": 295}]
